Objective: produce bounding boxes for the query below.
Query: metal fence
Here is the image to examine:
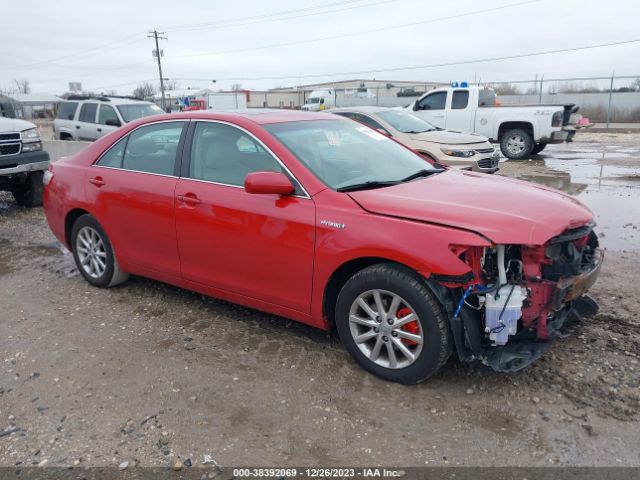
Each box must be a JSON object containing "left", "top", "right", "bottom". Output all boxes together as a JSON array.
[{"left": 258, "top": 74, "right": 640, "bottom": 126}]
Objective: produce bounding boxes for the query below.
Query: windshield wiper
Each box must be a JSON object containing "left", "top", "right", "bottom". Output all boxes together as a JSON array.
[
  {"left": 401, "top": 168, "right": 443, "bottom": 182},
  {"left": 337, "top": 180, "right": 400, "bottom": 192}
]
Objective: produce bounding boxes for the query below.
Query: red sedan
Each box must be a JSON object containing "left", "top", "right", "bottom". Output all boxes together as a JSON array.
[{"left": 43, "top": 110, "right": 602, "bottom": 383}]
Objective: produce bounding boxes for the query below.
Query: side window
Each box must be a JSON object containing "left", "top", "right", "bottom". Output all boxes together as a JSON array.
[
  {"left": 121, "top": 122, "right": 184, "bottom": 175},
  {"left": 96, "top": 137, "right": 127, "bottom": 168},
  {"left": 417, "top": 92, "right": 446, "bottom": 110},
  {"left": 189, "top": 122, "right": 284, "bottom": 187},
  {"left": 79, "top": 103, "right": 98, "bottom": 123},
  {"left": 451, "top": 90, "right": 469, "bottom": 109},
  {"left": 351, "top": 113, "right": 389, "bottom": 134},
  {"left": 56, "top": 102, "right": 78, "bottom": 120},
  {"left": 98, "top": 105, "right": 120, "bottom": 126}
]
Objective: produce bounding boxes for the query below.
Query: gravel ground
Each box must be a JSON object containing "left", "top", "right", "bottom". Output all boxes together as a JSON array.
[{"left": 0, "top": 133, "right": 639, "bottom": 468}]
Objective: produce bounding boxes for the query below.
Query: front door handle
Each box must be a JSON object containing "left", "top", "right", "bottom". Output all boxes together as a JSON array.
[
  {"left": 89, "top": 176, "right": 106, "bottom": 187},
  {"left": 97, "top": 128, "right": 102, "bottom": 132},
  {"left": 76, "top": 125, "right": 81, "bottom": 129},
  {"left": 177, "top": 193, "right": 202, "bottom": 205}
]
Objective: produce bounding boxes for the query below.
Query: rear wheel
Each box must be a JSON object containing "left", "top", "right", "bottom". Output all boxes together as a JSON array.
[
  {"left": 71, "top": 214, "right": 129, "bottom": 288},
  {"left": 532, "top": 143, "right": 547, "bottom": 155},
  {"left": 500, "top": 128, "right": 534, "bottom": 160},
  {"left": 335, "top": 264, "right": 452, "bottom": 384},
  {"left": 12, "top": 171, "right": 43, "bottom": 207}
]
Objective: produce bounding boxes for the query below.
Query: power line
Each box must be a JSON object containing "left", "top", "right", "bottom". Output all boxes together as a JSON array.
[
  {"left": 205, "top": 38, "right": 640, "bottom": 81},
  {"left": 164, "top": 0, "right": 395, "bottom": 33},
  {"left": 171, "top": 0, "right": 543, "bottom": 59},
  {"left": 15, "top": 34, "right": 146, "bottom": 70},
  {"left": 162, "top": 0, "right": 382, "bottom": 32}
]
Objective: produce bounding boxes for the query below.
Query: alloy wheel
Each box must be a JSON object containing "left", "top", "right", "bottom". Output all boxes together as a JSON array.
[
  {"left": 76, "top": 226, "right": 107, "bottom": 279},
  {"left": 506, "top": 135, "right": 526, "bottom": 156},
  {"left": 348, "top": 289, "right": 424, "bottom": 369}
]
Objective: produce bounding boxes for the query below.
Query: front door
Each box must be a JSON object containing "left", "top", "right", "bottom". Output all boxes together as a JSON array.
[
  {"left": 175, "top": 121, "right": 315, "bottom": 313},
  {"left": 413, "top": 91, "right": 447, "bottom": 128},
  {"left": 86, "top": 121, "right": 186, "bottom": 277},
  {"left": 444, "top": 89, "right": 474, "bottom": 132}
]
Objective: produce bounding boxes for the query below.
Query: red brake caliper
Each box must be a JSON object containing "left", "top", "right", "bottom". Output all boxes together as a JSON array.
[{"left": 397, "top": 307, "right": 419, "bottom": 346}]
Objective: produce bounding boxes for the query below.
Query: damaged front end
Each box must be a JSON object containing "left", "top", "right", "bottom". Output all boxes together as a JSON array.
[{"left": 436, "top": 223, "right": 603, "bottom": 373}]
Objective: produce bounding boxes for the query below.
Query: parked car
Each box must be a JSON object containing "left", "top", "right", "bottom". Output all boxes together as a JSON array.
[
  {"left": 407, "top": 85, "right": 588, "bottom": 159},
  {"left": 301, "top": 89, "right": 334, "bottom": 111},
  {"left": 0, "top": 117, "right": 49, "bottom": 206},
  {"left": 331, "top": 107, "right": 499, "bottom": 173},
  {"left": 43, "top": 110, "right": 602, "bottom": 384},
  {"left": 54, "top": 95, "right": 164, "bottom": 141}
]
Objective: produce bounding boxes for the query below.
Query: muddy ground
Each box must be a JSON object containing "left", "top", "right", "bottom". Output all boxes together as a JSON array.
[{"left": 0, "top": 133, "right": 639, "bottom": 468}]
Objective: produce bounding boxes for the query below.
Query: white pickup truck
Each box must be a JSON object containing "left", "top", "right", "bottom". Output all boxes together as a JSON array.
[{"left": 406, "top": 86, "right": 587, "bottom": 159}]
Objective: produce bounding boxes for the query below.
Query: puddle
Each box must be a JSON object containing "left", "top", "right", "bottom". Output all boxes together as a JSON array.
[
  {"left": 0, "top": 237, "right": 74, "bottom": 276},
  {"left": 504, "top": 143, "right": 640, "bottom": 251}
]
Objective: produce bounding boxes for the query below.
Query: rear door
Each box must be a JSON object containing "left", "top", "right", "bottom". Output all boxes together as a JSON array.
[
  {"left": 412, "top": 91, "right": 447, "bottom": 128},
  {"left": 87, "top": 120, "right": 187, "bottom": 277},
  {"left": 77, "top": 102, "right": 99, "bottom": 140},
  {"left": 444, "top": 89, "right": 474, "bottom": 133}
]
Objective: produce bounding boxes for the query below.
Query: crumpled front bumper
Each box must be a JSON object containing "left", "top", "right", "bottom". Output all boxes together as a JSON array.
[{"left": 551, "top": 248, "right": 604, "bottom": 310}]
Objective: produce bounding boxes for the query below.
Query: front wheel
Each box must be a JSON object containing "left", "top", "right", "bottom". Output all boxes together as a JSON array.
[
  {"left": 71, "top": 214, "right": 129, "bottom": 288},
  {"left": 500, "top": 128, "right": 534, "bottom": 160},
  {"left": 335, "top": 264, "right": 452, "bottom": 384},
  {"left": 12, "top": 171, "right": 44, "bottom": 207}
]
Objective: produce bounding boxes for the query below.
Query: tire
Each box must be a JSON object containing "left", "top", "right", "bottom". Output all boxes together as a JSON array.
[
  {"left": 532, "top": 143, "right": 547, "bottom": 155},
  {"left": 335, "top": 263, "right": 452, "bottom": 384},
  {"left": 71, "top": 214, "right": 129, "bottom": 288},
  {"left": 11, "top": 171, "right": 44, "bottom": 207},
  {"left": 500, "top": 128, "right": 534, "bottom": 160}
]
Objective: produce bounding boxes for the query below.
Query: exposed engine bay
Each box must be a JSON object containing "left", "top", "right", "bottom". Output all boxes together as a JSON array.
[{"left": 435, "top": 223, "right": 604, "bottom": 372}]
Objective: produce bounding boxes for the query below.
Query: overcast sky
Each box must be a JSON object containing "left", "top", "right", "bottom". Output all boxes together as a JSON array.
[{"left": 1, "top": 0, "right": 639, "bottom": 95}]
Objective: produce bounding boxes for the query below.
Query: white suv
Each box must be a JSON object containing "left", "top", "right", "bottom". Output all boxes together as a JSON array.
[{"left": 54, "top": 96, "right": 164, "bottom": 141}]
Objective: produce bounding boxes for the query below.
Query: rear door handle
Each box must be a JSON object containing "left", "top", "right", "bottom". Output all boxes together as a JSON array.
[
  {"left": 177, "top": 193, "right": 202, "bottom": 205},
  {"left": 97, "top": 128, "right": 102, "bottom": 132},
  {"left": 89, "top": 177, "right": 106, "bottom": 187},
  {"left": 76, "top": 126, "right": 81, "bottom": 129}
]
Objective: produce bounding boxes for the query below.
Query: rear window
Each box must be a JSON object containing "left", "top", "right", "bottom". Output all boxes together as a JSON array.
[
  {"left": 56, "top": 102, "right": 78, "bottom": 120},
  {"left": 478, "top": 89, "right": 496, "bottom": 107}
]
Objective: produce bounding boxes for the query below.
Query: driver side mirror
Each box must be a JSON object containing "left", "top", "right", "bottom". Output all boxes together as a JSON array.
[
  {"left": 413, "top": 101, "right": 420, "bottom": 111},
  {"left": 244, "top": 171, "right": 295, "bottom": 195},
  {"left": 105, "top": 118, "right": 121, "bottom": 127}
]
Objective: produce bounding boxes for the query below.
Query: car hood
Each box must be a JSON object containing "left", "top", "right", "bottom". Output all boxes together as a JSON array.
[
  {"left": 347, "top": 170, "right": 593, "bottom": 245},
  {"left": 0, "top": 117, "right": 37, "bottom": 132},
  {"left": 408, "top": 130, "right": 488, "bottom": 145}
]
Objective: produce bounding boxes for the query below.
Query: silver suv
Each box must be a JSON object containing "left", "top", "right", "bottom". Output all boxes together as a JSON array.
[{"left": 54, "top": 96, "right": 164, "bottom": 141}]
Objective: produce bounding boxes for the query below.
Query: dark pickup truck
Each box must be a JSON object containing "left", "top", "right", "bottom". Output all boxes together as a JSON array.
[{"left": 0, "top": 117, "right": 50, "bottom": 207}]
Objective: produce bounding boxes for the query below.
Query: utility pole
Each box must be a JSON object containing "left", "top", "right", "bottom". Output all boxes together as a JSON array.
[{"left": 148, "top": 29, "right": 167, "bottom": 111}]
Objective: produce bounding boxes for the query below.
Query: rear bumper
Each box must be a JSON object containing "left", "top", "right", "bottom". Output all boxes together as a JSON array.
[{"left": 552, "top": 248, "right": 604, "bottom": 310}]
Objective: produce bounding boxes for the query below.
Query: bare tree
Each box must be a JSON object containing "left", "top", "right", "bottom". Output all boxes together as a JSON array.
[
  {"left": 13, "top": 78, "right": 30, "bottom": 94},
  {"left": 489, "top": 83, "right": 520, "bottom": 95},
  {"left": 164, "top": 79, "right": 180, "bottom": 91},
  {"left": 633, "top": 78, "right": 640, "bottom": 92},
  {"left": 230, "top": 83, "right": 243, "bottom": 91},
  {"left": 132, "top": 82, "right": 156, "bottom": 100}
]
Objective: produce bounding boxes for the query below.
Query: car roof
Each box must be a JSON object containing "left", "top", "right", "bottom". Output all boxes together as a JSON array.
[
  {"left": 330, "top": 106, "right": 397, "bottom": 115},
  {"left": 147, "top": 109, "right": 338, "bottom": 125},
  {"left": 62, "top": 96, "right": 155, "bottom": 106}
]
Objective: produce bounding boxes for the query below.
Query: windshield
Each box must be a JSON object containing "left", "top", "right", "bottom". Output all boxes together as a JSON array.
[
  {"left": 307, "top": 98, "right": 320, "bottom": 104},
  {"left": 377, "top": 110, "right": 436, "bottom": 133},
  {"left": 264, "top": 119, "right": 438, "bottom": 191},
  {"left": 116, "top": 104, "right": 164, "bottom": 122}
]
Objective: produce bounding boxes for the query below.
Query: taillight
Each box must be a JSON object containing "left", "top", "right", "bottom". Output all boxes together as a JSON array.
[{"left": 552, "top": 111, "right": 563, "bottom": 127}]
